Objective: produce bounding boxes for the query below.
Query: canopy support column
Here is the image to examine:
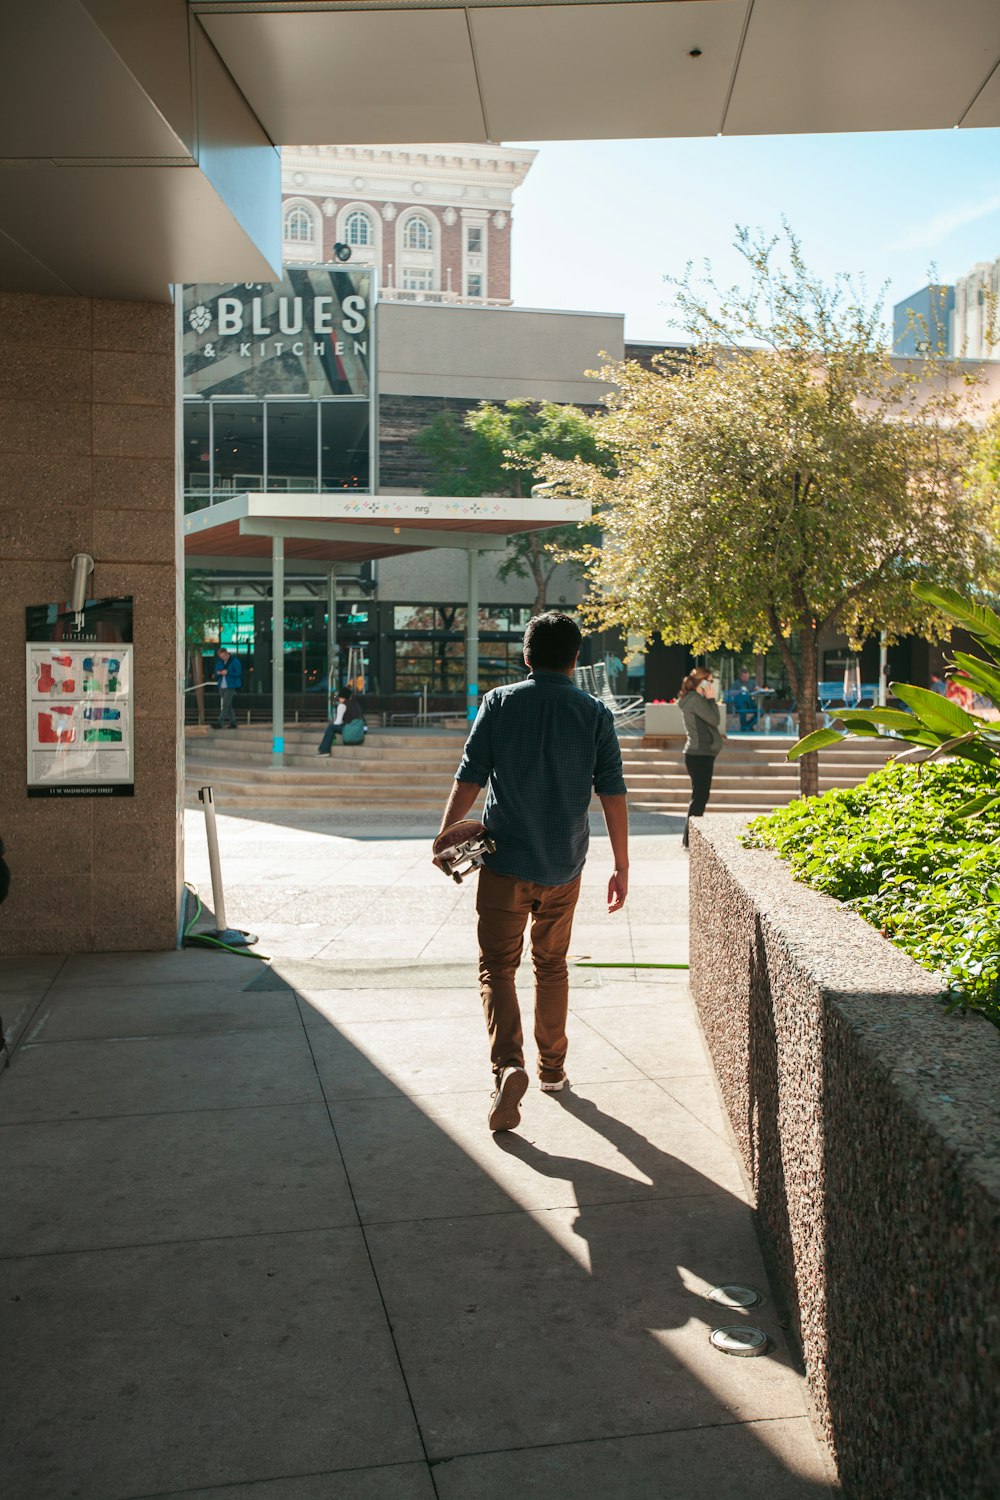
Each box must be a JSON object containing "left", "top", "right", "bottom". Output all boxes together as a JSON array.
[
  {"left": 272, "top": 536, "right": 285, "bottom": 758},
  {"left": 466, "top": 546, "right": 479, "bottom": 723},
  {"left": 327, "top": 565, "right": 338, "bottom": 717}
]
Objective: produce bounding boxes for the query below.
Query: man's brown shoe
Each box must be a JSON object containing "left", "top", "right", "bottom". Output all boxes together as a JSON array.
[{"left": 488, "top": 1065, "right": 529, "bottom": 1131}]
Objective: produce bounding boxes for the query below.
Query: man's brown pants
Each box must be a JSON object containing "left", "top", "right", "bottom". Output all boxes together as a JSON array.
[{"left": 476, "top": 864, "right": 582, "bottom": 1082}]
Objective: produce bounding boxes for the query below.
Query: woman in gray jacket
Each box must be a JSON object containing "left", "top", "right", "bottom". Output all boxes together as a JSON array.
[{"left": 678, "top": 666, "right": 723, "bottom": 848}]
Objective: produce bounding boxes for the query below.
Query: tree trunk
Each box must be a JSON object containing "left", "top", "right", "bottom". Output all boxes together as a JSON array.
[
  {"left": 796, "top": 624, "right": 820, "bottom": 799},
  {"left": 529, "top": 539, "right": 548, "bottom": 615}
]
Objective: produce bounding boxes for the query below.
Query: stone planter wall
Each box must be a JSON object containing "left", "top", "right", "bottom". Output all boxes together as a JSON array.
[{"left": 689, "top": 815, "right": 1000, "bottom": 1500}]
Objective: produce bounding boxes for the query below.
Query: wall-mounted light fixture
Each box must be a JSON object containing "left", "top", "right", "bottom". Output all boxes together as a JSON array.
[{"left": 70, "top": 552, "right": 94, "bottom": 619}]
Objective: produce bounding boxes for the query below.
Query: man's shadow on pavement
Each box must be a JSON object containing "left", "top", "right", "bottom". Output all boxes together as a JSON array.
[{"left": 493, "top": 1087, "right": 813, "bottom": 1384}]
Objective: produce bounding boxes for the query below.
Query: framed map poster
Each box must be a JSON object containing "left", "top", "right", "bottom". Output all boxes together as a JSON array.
[{"left": 25, "top": 597, "right": 135, "bottom": 798}]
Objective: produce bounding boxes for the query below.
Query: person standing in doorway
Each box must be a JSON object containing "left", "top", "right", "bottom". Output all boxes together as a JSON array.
[
  {"left": 214, "top": 646, "right": 242, "bottom": 729},
  {"left": 434, "top": 612, "right": 629, "bottom": 1134},
  {"left": 678, "top": 667, "right": 723, "bottom": 848}
]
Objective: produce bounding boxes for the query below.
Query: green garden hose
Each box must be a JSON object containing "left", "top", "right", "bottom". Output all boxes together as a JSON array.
[{"left": 182, "top": 883, "right": 269, "bottom": 961}]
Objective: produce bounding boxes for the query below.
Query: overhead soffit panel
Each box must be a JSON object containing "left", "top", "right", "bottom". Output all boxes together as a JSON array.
[
  {"left": 963, "top": 59, "right": 1000, "bottom": 127},
  {"left": 81, "top": 0, "right": 197, "bottom": 146},
  {"left": 0, "top": 2, "right": 282, "bottom": 297},
  {"left": 726, "top": 0, "right": 1000, "bottom": 135},
  {"left": 185, "top": 520, "right": 435, "bottom": 562},
  {"left": 472, "top": 1, "right": 746, "bottom": 140},
  {"left": 0, "top": 0, "right": 191, "bottom": 159},
  {"left": 0, "top": 228, "right": 78, "bottom": 297},
  {"left": 0, "top": 168, "right": 278, "bottom": 301},
  {"left": 200, "top": 10, "right": 488, "bottom": 144}
]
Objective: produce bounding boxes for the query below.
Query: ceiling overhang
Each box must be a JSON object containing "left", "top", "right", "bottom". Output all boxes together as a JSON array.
[
  {"left": 0, "top": 1, "right": 281, "bottom": 300},
  {"left": 196, "top": 0, "right": 1000, "bottom": 142},
  {"left": 2, "top": 1, "right": 997, "bottom": 301}
]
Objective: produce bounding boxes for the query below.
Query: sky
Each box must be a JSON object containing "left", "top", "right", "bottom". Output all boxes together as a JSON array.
[{"left": 506, "top": 128, "right": 1000, "bottom": 342}]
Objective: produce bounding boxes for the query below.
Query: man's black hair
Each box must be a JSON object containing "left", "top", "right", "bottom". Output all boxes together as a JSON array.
[{"left": 523, "top": 612, "right": 583, "bottom": 671}]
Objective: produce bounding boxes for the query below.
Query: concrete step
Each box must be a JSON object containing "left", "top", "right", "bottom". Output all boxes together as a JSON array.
[
  {"left": 186, "top": 759, "right": 816, "bottom": 783},
  {"left": 184, "top": 726, "right": 897, "bottom": 812}
]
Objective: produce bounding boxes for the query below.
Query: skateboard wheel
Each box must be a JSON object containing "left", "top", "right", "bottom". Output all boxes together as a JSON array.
[{"left": 451, "top": 871, "right": 463, "bottom": 884}]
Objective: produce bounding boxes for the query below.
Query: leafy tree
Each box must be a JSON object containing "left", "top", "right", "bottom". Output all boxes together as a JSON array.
[
  {"left": 184, "top": 572, "right": 220, "bottom": 724},
  {"left": 415, "top": 399, "right": 605, "bottom": 615},
  {"left": 540, "top": 226, "right": 1000, "bottom": 796},
  {"left": 969, "top": 406, "right": 1000, "bottom": 526}
]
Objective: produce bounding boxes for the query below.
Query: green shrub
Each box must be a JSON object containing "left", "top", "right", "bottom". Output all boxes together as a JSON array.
[{"left": 743, "top": 758, "right": 1000, "bottom": 1029}]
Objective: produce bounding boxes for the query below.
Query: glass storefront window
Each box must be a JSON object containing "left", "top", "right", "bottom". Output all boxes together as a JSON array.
[
  {"left": 393, "top": 605, "right": 467, "bottom": 633},
  {"left": 321, "top": 402, "right": 370, "bottom": 491},
  {"left": 183, "top": 403, "right": 211, "bottom": 513},
  {"left": 481, "top": 607, "right": 532, "bottom": 633},
  {"left": 267, "top": 402, "right": 317, "bottom": 491},
  {"left": 395, "top": 639, "right": 464, "bottom": 693},
  {"left": 217, "top": 605, "right": 255, "bottom": 653},
  {"left": 394, "top": 605, "right": 433, "bottom": 632},
  {"left": 183, "top": 398, "right": 371, "bottom": 503},
  {"left": 479, "top": 642, "right": 527, "bottom": 691},
  {"left": 213, "top": 402, "right": 264, "bottom": 494}
]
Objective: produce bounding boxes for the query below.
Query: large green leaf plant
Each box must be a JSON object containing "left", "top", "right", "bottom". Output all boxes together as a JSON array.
[{"left": 789, "top": 582, "right": 1000, "bottom": 817}]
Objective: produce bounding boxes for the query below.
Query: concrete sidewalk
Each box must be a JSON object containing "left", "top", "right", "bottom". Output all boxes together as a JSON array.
[{"left": 0, "top": 810, "right": 837, "bottom": 1499}]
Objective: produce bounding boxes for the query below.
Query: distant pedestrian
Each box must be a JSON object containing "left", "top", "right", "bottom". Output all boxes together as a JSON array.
[
  {"left": 214, "top": 647, "right": 242, "bottom": 729},
  {"left": 724, "top": 667, "right": 758, "bottom": 731},
  {"left": 317, "top": 689, "right": 366, "bottom": 753},
  {"left": 929, "top": 672, "right": 947, "bottom": 696},
  {"left": 946, "top": 676, "right": 975, "bottom": 712},
  {"left": 678, "top": 667, "right": 723, "bottom": 849}
]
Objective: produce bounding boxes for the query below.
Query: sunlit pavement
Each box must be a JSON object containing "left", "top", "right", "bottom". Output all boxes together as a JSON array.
[{"left": 0, "top": 808, "right": 838, "bottom": 1499}]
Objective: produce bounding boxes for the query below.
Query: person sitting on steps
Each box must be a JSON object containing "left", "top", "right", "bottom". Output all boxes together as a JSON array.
[{"left": 317, "top": 688, "right": 365, "bottom": 754}]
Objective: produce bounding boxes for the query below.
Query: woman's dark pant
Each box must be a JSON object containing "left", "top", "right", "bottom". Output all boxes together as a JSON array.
[
  {"left": 683, "top": 753, "right": 715, "bottom": 846},
  {"left": 318, "top": 722, "right": 342, "bottom": 753}
]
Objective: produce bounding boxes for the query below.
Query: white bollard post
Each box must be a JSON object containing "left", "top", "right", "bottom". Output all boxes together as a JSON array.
[
  {"left": 197, "top": 786, "right": 257, "bottom": 947},
  {"left": 200, "top": 785, "right": 229, "bottom": 932}
]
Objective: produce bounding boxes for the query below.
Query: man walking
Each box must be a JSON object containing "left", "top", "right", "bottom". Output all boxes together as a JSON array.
[
  {"left": 435, "top": 613, "right": 629, "bottom": 1133},
  {"left": 214, "top": 646, "right": 242, "bottom": 729}
]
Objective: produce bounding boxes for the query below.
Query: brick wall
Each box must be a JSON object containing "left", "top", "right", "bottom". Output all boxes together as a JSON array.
[
  {"left": 0, "top": 293, "right": 182, "bottom": 954},
  {"left": 488, "top": 220, "right": 511, "bottom": 302}
]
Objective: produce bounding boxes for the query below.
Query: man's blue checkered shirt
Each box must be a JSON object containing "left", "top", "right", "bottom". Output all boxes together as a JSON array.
[{"left": 455, "top": 669, "right": 628, "bottom": 887}]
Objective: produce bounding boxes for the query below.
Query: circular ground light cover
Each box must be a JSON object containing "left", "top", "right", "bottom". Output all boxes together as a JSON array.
[{"left": 710, "top": 1325, "right": 769, "bottom": 1357}]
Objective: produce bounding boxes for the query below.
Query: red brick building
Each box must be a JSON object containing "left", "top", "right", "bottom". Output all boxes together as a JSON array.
[{"left": 281, "top": 144, "right": 536, "bottom": 304}]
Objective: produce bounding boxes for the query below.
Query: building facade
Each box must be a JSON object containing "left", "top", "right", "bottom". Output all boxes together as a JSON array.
[
  {"left": 280, "top": 144, "right": 536, "bottom": 306},
  {"left": 892, "top": 282, "right": 955, "bottom": 356},
  {"left": 952, "top": 256, "right": 1000, "bottom": 359},
  {"left": 893, "top": 256, "right": 999, "bottom": 359},
  {"left": 187, "top": 142, "right": 600, "bottom": 709},
  {"left": 183, "top": 275, "right": 624, "bottom": 709}
]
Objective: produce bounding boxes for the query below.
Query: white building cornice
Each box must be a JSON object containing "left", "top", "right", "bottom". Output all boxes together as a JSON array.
[{"left": 282, "top": 142, "right": 536, "bottom": 209}]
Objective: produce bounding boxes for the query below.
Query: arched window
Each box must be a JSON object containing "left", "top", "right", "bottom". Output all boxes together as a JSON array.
[
  {"left": 346, "top": 210, "right": 372, "bottom": 248},
  {"left": 403, "top": 214, "right": 432, "bottom": 251},
  {"left": 284, "top": 205, "right": 314, "bottom": 243}
]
